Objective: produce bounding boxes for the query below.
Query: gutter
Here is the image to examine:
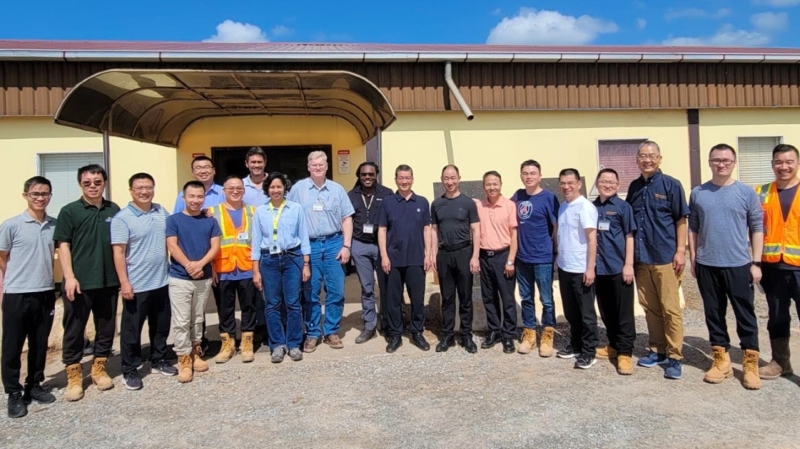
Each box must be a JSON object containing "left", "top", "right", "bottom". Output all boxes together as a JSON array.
[{"left": 444, "top": 62, "right": 474, "bottom": 121}]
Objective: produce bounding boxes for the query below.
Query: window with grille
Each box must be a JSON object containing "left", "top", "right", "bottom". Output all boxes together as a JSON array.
[
  {"left": 39, "top": 153, "right": 104, "bottom": 217},
  {"left": 738, "top": 137, "right": 781, "bottom": 186},
  {"left": 595, "top": 139, "right": 647, "bottom": 198}
]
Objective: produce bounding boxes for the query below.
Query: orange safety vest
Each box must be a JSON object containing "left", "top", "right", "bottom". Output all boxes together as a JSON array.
[
  {"left": 212, "top": 204, "right": 255, "bottom": 273},
  {"left": 756, "top": 182, "right": 800, "bottom": 266}
]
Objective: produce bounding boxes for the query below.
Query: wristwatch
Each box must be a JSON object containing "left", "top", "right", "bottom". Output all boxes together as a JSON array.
[
  {"left": 751, "top": 261, "right": 762, "bottom": 267},
  {"left": 506, "top": 261, "right": 514, "bottom": 267}
]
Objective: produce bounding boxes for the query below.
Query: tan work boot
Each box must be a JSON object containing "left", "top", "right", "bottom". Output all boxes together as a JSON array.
[
  {"left": 65, "top": 363, "right": 84, "bottom": 402},
  {"left": 177, "top": 355, "right": 193, "bottom": 383},
  {"left": 192, "top": 342, "right": 209, "bottom": 372},
  {"left": 90, "top": 357, "right": 114, "bottom": 391},
  {"left": 759, "top": 338, "right": 793, "bottom": 380},
  {"left": 518, "top": 328, "right": 538, "bottom": 354},
  {"left": 596, "top": 346, "right": 618, "bottom": 360},
  {"left": 539, "top": 327, "right": 555, "bottom": 358},
  {"left": 703, "top": 346, "right": 733, "bottom": 384},
  {"left": 616, "top": 355, "right": 634, "bottom": 375},
  {"left": 742, "top": 349, "right": 762, "bottom": 390},
  {"left": 215, "top": 333, "right": 236, "bottom": 364},
  {"left": 240, "top": 331, "right": 255, "bottom": 363}
]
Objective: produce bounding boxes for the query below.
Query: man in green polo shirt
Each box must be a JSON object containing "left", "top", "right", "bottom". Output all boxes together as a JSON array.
[{"left": 53, "top": 164, "right": 121, "bottom": 402}]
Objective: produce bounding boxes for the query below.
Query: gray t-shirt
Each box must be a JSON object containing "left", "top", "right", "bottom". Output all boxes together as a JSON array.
[
  {"left": 689, "top": 180, "right": 763, "bottom": 267},
  {"left": 0, "top": 211, "right": 57, "bottom": 293}
]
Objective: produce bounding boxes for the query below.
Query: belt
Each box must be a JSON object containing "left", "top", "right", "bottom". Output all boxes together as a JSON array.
[
  {"left": 261, "top": 245, "right": 301, "bottom": 257},
  {"left": 310, "top": 231, "right": 342, "bottom": 242},
  {"left": 440, "top": 241, "right": 471, "bottom": 252},
  {"left": 480, "top": 247, "right": 510, "bottom": 257}
]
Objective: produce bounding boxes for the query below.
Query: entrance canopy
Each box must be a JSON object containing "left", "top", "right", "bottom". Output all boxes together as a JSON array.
[{"left": 54, "top": 69, "right": 396, "bottom": 146}]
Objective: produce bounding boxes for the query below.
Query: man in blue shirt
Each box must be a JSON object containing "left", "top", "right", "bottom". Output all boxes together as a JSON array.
[
  {"left": 626, "top": 140, "right": 689, "bottom": 380},
  {"left": 511, "top": 159, "right": 560, "bottom": 357},
  {"left": 287, "top": 151, "right": 355, "bottom": 352},
  {"left": 172, "top": 156, "right": 225, "bottom": 214},
  {"left": 242, "top": 147, "right": 269, "bottom": 207}
]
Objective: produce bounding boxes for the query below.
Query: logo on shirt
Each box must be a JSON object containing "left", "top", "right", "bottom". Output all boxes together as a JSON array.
[
  {"left": 518, "top": 201, "right": 532, "bottom": 219},
  {"left": 417, "top": 208, "right": 421, "bottom": 213}
]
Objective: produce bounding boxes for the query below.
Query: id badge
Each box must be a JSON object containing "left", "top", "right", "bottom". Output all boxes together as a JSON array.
[
  {"left": 237, "top": 232, "right": 249, "bottom": 240},
  {"left": 313, "top": 201, "right": 324, "bottom": 212},
  {"left": 363, "top": 223, "right": 375, "bottom": 234},
  {"left": 269, "top": 245, "right": 280, "bottom": 255},
  {"left": 598, "top": 219, "right": 611, "bottom": 231}
]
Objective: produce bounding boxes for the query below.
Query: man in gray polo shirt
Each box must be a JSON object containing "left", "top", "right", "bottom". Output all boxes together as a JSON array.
[
  {"left": 0, "top": 176, "right": 57, "bottom": 418},
  {"left": 112, "top": 173, "right": 177, "bottom": 391}
]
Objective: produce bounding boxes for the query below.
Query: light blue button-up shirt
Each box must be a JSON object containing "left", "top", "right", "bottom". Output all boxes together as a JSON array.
[
  {"left": 251, "top": 200, "right": 311, "bottom": 260},
  {"left": 286, "top": 178, "right": 355, "bottom": 238},
  {"left": 242, "top": 175, "right": 268, "bottom": 207},
  {"left": 172, "top": 183, "right": 225, "bottom": 213}
]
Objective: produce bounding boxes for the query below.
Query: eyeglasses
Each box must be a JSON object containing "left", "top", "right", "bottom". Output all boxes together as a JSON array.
[
  {"left": 225, "top": 187, "right": 244, "bottom": 192},
  {"left": 359, "top": 173, "right": 376, "bottom": 177},
  {"left": 131, "top": 187, "right": 154, "bottom": 192},
  {"left": 81, "top": 180, "right": 104, "bottom": 187},
  {"left": 193, "top": 165, "right": 213, "bottom": 172},
  {"left": 637, "top": 154, "right": 660, "bottom": 161},
  {"left": 709, "top": 159, "right": 735, "bottom": 167},
  {"left": 25, "top": 192, "right": 52, "bottom": 199}
]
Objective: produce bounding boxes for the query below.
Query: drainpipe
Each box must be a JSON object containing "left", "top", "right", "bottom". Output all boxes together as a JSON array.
[{"left": 444, "top": 62, "right": 474, "bottom": 121}]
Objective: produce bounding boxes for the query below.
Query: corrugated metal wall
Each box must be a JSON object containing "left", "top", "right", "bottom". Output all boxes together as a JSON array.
[{"left": 2, "top": 61, "right": 800, "bottom": 116}]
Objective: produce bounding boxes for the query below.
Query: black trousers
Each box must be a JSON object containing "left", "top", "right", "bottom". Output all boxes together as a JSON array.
[
  {"left": 120, "top": 286, "right": 171, "bottom": 375},
  {"left": 696, "top": 263, "right": 758, "bottom": 351},
  {"left": 62, "top": 286, "right": 119, "bottom": 365},
  {"left": 217, "top": 278, "right": 258, "bottom": 335},
  {"left": 479, "top": 249, "right": 517, "bottom": 339},
  {"left": 437, "top": 246, "right": 474, "bottom": 337},
  {"left": 558, "top": 269, "right": 598, "bottom": 356},
  {"left": 595, "top": 273, "right": 635, "bottom": 356},
  {"left": 1, "top": 291, "right": 55, "bottom": 394},
  {"left": 762, "top": 265, "right": 800, "bottom": 340},
  {"left": 386, "top": 265, "right": 426, "bottom": 337}
]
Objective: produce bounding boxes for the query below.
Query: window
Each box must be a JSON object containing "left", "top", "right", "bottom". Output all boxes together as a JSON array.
[
  {"left": 596, "top": 139, "right": 647, "bottom": 198},
  {"left": 39, "top": 153, "right": 104, "bottom": 217},
  {"left": 738, "top": 137, "right": 781, "bottom": 186}
]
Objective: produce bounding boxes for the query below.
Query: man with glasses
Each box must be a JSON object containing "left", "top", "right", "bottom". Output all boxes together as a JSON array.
[
  {"left": 288, "top": 151, "right": 354, "bottom": 351},
  {"left": 54, "top": 164, "right": 121, "bottom": 401},
  {"left": 689, "top": 144, "right": 763, "bottom": 389},
  {"left": 242, "top": 147, "right": 269, "bottom": 207},
  {"left": 626, "top": 141, "right": 689, "bottom": 380},
  {"left": 347, "top": 162, "right": 393, "bottom": 343},
  {"left": 173, "top": 156, "right": 225, "bottom": 213},
  {"left": 1, "top": 177, "right": 57, "bottom": 418}
]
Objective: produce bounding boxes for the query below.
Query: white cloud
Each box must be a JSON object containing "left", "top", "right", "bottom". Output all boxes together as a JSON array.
[
  {"left": 751, "top": 11, "right": 789, "bottom": 31},
  {"left": 486, "top": 8, "right": 618, "bottom": 45},
  {"left": 636, "top": 18, "right": 647, "bottom": 30},
  {"left": 203, "top": 20, "right": 268, "bottom": 43},
  {"left": 271, "top": 25, "right": 294, "bottom": 37},
  {"left": 664, "top": 7, "right": 731, "bottom": 20},
  {"left": 662, "top": 24, "right": 771, "bottom": 46},
  {"left": 754, "top": 0, "right": 800, "bottom": 6},
  {"left": 492, "top": 8, "right": 503, "bottom": 16}
]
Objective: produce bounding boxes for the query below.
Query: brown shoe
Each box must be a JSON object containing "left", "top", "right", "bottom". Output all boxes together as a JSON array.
[
  {"left": 742, "top": 349, "right": 762, "bottom": 390},
  {"left": 703, "top": 346, "right": 733, "bottom": 384},
  {"left": 517, "top": 328, "right": 537, "bottom": 355},
  {"left": 539, "top": 327, "right": 555, "bottom": 358},
  {"left": 90, "top": 357, "right": 114, "bottom": 391},
  {"left": 215, "top": 333, "right": 236, "bottom": 364},
  {"left": 760, "top": 337, "right": 793, "bottom": 380},
  {"left": 304, "top": 337, "right": 319, "bottom": 353},
  {"left": 240, "top": 331, "right": 255, "bottom": 363},
  {"left": 177, "top": 355, "right": 193, "bottom": 383},
  {"left": 596, "top": 346, "right": 618, "bottom": 360},
  {"left": 65, "top": 363, "right": 84, "bottom": 402},
  {"left": 616, "top": 355, "right": 634, "bottom": 375},
  {"left": 192, "top": 342, "right": 209, "bottom": 373},
  {"left": 325, "top": 334, "right": 344, "bottom": 349}
]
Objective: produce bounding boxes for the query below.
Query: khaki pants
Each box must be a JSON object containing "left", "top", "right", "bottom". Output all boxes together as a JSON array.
[
  {"left": 634, "top": 263, "right": 684, "bottom": 360},
  {"left": 168, "top": 277, "right": 212, "bottom": 356}
]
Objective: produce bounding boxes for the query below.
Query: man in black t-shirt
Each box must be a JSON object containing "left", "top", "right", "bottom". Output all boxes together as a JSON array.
[{"left": 431, "top": 165, "right": 480, "bottom": 353}]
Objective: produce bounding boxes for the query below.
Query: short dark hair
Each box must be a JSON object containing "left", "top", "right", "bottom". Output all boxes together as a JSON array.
[
  {"left": 191, "top": 156, "right": 213, "bottom": 169},
  {"left": 356, "top": 161, "right": 380, "bottom": 177},
  {"left": 709, "top": 143, "right": 737, "bottom": 159},
  {"left": 596, "top": 168, "right": 619, "bottom": 181},
  {"left": 483, "top": 170, "right": 502, "bottom": 182},
  {"left": 223, "top": 174, "right": 243, "bottom": 185},
  {"left": 128, "top": 173, "right": 155, "bottom": 188},
  {"left": 77, "top": 164, "right": 107, "bottom": 183},
  {"left": 183, "top": 180, "right": 206, "bottom": 193},
  {"left": 264, "top": 172, "right": 292, "bottom": 195},
  {"left": 245, "top": 147, "right": 267, "bottom": 163},
  {"left": 559, "top": 168, "right": 581, "bottom": 180},
  {"left": 24, "top": 176, "right": 51, "bottom": 193},
  {"left": 441, "top": 164, "right": 460, "bottom": 176},
  {"left": 395, "top": 164, "right": 413, "bottom": 177},
  {"left": 773, "top": 143, "right": 799, "bottom": 159},
  {"left": 520, "top": 160, "right": 541, "bottom": 172}
]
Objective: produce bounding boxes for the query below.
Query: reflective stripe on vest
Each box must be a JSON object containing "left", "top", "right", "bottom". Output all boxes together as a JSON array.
[
  {"left": 760, "top": 182, "right": 800, "bottom": 267},
  {"left": 213, "top": 205, "right": 255, "bottom": 273}
]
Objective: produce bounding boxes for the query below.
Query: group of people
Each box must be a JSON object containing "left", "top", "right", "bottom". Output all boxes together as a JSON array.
[{"left": 2, "top": 141, "right": 799, "bottom": 419}]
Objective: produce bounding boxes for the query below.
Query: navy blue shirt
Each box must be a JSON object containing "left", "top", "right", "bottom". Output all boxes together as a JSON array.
[
  {"left": 511, "top": 188, "right": 559, "bottom": 264},
  {"left": 626, "top": 170, "right": 690, "bottom": 265},
  {"left": 166, "top": 213, "right": 222, "bottom": 281},
  {"left": 593, "top": 195, "right": 636, "bottom": 275},
  {"left": 378, "top": 192, "right": 431, "bottom": 267}
]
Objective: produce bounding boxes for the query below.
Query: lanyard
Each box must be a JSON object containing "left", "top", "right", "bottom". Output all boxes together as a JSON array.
[
  {"left": 269, "top": 201, "right": 286, "bottom": 243},
  {"left": 361, "top": 193, "right": 375, "bottom": 211}
]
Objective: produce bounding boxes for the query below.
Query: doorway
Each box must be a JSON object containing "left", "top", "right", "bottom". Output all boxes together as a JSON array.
[{"left": 211, "top": 145, "right": 333, "bottom": 185}]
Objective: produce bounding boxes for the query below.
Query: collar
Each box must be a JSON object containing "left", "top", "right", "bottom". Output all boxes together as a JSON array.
[
  {"left": 126, "top": 202, "right": 162, "bottom": 217},
  {"left": 207, "top": 183, "right": 224, "bottom": 195},
  {"left": 308, "top": 178, "right": 329, "bottom": 191},
  {"left": 394, "top": 191, "right": 417, "bottom": 202},
  {"left": 481, "top": 196, "right": 507, "bottom": 208},
  {"left": 243, "top": 175, "right": 265, "bottom": 188},
  {"left": 640, "top": 170, "right": 663, "bottom": 185},
  {"left": 593, "top": 194, "right": 619, "bottom": 206},
  {"left": 80, "top": 197, "right": 111, "bottom": 210},
  {"left": 20, "top": 210, "right": 54, "bottom": 224}
]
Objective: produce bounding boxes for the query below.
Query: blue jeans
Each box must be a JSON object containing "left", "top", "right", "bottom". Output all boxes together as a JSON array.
[
  {"left": 517, "top": 261, "right": 556, "bottom": 328},
  {"left": 261, "top": 253, "right": 303, "bottom": 350},
  {"left": 303, "top": 233, "right": 346, "bottom": 338}
]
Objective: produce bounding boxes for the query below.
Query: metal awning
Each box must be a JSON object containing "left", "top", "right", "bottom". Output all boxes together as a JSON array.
[{"left": 54, "top": 69, "right": 396, "bottom": 146}]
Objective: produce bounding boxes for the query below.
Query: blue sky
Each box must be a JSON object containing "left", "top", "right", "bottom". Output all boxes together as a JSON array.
[{"left": 2, "top": 0, "right": 800, "bottom": 47}]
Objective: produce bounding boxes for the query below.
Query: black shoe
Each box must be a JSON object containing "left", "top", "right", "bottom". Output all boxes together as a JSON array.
[
  {"left": 502, "top": 337, "right": 515, "bottom": 354},
  {"left": 123, "top": 372, "right": 143, "bottom": 390},
  {"left": 386, "top": 336, "right": 403, "bottom": 353},
  {"left": 150, "top": 359, "right": 178, "bottom": 376},
  {"left": 411, "top": 333, "right": 430, "bottom": 351},
  {"left": 460, "top": 334, "right": 478, "bottom": 354},
  {"left": 557, "top": 346, "right": 580, "bottom": 359},
  {"left": 355, "top": 328, "right": 377, "bottom": 344},
  {"left": 574, "top": 354, "right": 597, "bottom": 369},
  {"left": 481, "top": 331, "right": 501, "bottom": 349},
  {"left": 7, "top": 392, "right": 27, "bottom": 418},
  {"left": 23, "top": 384, "right": 56, "bottom": 404},
  {"left": 435, "top": 335, "right": 456, "bottom": 352}
]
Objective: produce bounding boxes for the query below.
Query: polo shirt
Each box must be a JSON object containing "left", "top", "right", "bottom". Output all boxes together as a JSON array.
[
  {"left": 475, "top": 196, "right": 518, "bottom": 250},
  {"left": 0, "top": 211, "right": 57, "bottom": 293},
  {"left": 431, "top": 193, "right": 479, "bottom": 248},
  {"left": 348, "top": 183, "right": 394, "bottom": 244},
  {"left": 110, "top": 202, "right": 170, "bottom": 292},
  {"left": 165, "top": 212, "right": 222, "bottom": 281},
  {"left": 557, "top": 196, "right": 598, "bottom": 274},
  {"left": 287, "top": 178, "right": 355, "bottom": 238},
  {"left": 626, "top": 170, "right": 690, "bottom": 265},
  {"left": 593, "top": 195, "right": 636, "bottom": 276},
  {"left": 172, "top": 183, "right": 224, "bottom": 214},
  {"left": 242, "top": 175, "right": 268, "bottom": 207},
  {"left": 53, "top": 198, "right": 121, "bottom": 290},
  {"left": 511, "top": 188, "right": 559, "bottom": 264},
  {"left": 378, "top": 192, "right": 431, "bottom": 267}
]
